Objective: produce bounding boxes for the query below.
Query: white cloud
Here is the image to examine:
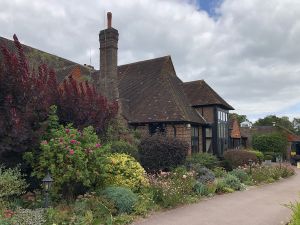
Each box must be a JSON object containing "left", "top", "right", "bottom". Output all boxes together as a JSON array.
[{"left": 0, "top": 0, "right": 300, "bottom": 120}]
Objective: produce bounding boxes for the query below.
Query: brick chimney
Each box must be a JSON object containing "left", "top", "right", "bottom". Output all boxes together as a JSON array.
[{"left": 99, "top": 12, "right": 119, "bottom": 101}]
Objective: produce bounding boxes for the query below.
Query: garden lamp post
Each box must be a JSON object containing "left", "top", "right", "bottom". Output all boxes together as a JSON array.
[
  {"left": 42, "top": 172, "right": 53, "bottom": 208},
  {"left": 279, "top": 155, "right": 282, "bottom": 169},
  {"left": 248, "top": 159, "right": 253, "bottom": 175}
]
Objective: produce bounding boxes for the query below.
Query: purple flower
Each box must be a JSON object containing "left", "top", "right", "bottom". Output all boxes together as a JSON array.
[{"left": 95, "top": 143, "right": 101, "bottom": 148}]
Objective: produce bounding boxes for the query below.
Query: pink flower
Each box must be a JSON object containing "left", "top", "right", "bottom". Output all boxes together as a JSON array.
[
  {"left": 95, "top": 143, "right": 101, "bottom": 148},
  {"left": 70, "top": 139, "right": 77, "bottom": 144},
  {"left": 69, "top": 149, "right": 74, "bottom": 155},
  {"left": 41, "top": 140, "right": 48, "bottom": 145},
  {"left": 65, "top": 129, "right": 70, "bottom": 134},
  {"left": 4, "top": 209, "right": 14, "bottom": 218},
  {"left": 59, "top": 138, "right": 63, "bottom": 143}
]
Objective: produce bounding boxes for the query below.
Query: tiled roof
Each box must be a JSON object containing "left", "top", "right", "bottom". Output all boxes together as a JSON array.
[
  {"left": 1, "top": 36, "right": 229, "bottom": 125},
  {"left": 183, "top": 80, "right": 234, "bottom": 110},
  {"left": 241, "top": 125, "right": 300, "bottom": 142},
  {"left": 0, "top": 36, "right": 93, "bottom": 82},
  {"left": 116, "top": 56, "right": 206, "bottom": 124}
]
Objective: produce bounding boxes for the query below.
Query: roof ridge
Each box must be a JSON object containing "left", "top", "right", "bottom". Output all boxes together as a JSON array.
[
  {"left": 161, "top": 59, "right": 188, "bottom": 120},
  {"left": 161, "top": 58, "right": 204, "bottom": 123},
  {"left": 118, "top": 55, "right": 170, "bottom": 68},
  {"left": 183, "top": 79, "right": 204, "bottom": 84},
  {"left": 203, "top": 83, "right": 234, "bottom": 109},
  {"left": 0, "top": 36, "right": 82, "bottom": 68}
]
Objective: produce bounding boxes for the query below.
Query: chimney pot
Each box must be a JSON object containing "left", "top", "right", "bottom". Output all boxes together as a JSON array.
[{"left": 107, "top": 12, "right": 112, "bottom": 28}]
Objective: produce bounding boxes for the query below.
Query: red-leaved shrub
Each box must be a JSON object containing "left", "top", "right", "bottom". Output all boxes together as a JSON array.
[
  {"left": 0, "top": 35, "right": 117, "bottom": 164},
  {"left": 223, "top": 150, "right": 258, "bottom": 169},
  {"left": 139, "top": 135, "right": 188, "bottom": 172}
]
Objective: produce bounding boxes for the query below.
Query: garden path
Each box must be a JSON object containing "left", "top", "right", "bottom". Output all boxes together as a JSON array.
[{"left": 133, "top": 168, "right": 300, "bottom": 225}]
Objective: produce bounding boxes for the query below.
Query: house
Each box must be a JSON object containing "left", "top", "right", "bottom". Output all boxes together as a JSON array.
[{"left": 0, "top": 12, "right": 234, "bottom": 157}]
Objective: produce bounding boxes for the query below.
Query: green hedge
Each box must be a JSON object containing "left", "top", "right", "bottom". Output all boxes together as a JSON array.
[
  {"left": 252, "top": 133, "right": 287, "bottom": 154},
  {"left": 186, "top": 153, "right": 219, "bottom": 170}
]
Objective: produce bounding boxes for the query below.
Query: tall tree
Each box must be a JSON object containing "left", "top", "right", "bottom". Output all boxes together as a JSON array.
[
  {"left": 229, "top": 113, "right": 249, "bottom": 124},
  {"left": 58, "top": 76, "right": 118, "bottom": 135},
  {"left": 254, "top": 115, "right": 295, "bottom": 133},
  {"left": 292, "top": 118, "right": 300, "bottom": 135},
  {"left": 0, "top": 35, "right": 118, "bottom": 165},
  {"left": 0, "top": 34, "right": 58, "bottom": 158}
]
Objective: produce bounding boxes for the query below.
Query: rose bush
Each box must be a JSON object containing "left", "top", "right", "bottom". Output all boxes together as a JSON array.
[{"left": 24, "top": 124, "right": 107, "bottom": 197}]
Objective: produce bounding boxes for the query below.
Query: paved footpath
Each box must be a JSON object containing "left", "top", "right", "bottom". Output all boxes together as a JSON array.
[{"left": 133, "top": 169, "right": 300, "bottom": 225}]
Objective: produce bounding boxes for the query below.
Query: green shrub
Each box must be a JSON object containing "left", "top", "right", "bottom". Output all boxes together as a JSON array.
[
  {"left": 264, "top": 154, "right": 274, "bottom": 161},
  {"left": 149, "top": 167, "right": 196, "bottom": 208},
  {"left": 250, "top": 165, "right": 294, "bottom": 184},
  {"left": 134, "top": 189, "right": 157, "bottom": 216},
  {"left": 278, "top": 165, "right": 295, "bottom": 178},
  {"left": 101, "top": 153, "right": 148, "bottom": 190},
  {"left": 215, "top": 179, "right": 234, "bottom": 194},
  {"left": 186, "top": 153, "right": 219, "bottom": 170},
  {"left": 195, "top": 167, "right": 215, "bottom": 184},
  {"left": 206, "top": 182, "right": 217, "bottom": 195},
  {"left": 71, "top": 192, "right": 115, "bottom": 224},
  {"left": 194, "top": 182, "right": 210, "bottom": 196},
  {"left": 0, "top": 166, "right": 28, "bottom": 202},
  {"left": 102, "top": 187, "right": 138, "bottom": 214},
  {"left": 250, "top": 166, "right": 273, "bottom": 183},
  {"left": 139, "top": 135, "right": 188, "bottom": 172},
  {"left": 247, "top": 150, "right": 264, "bottom": 163},
  {"left": 11, "top": 208, "right": 46, "bottom": 225},
  {"left": 110, "top": 140, "right": 139, "bottom": 160},
  {"left": 213, "top": 167, "right": 227, "bottom": 178},
  {"left": 24, "top": 124, "right": 106, "bottom": 198},
  {"left": 288, "top": 201, "right": 300, "bottom": 225},
  {"left": 229, "top": 168, "right": 251, "bottom": 184},
  {"left": 44, "top": 205, "right": 72, "bottom": 225},
  {"left": 219, "top": 159, "right": 233, "bottom": 171},
  {"left": 252, "top": 133, "right": 288, "bottom": 154},
  {"left": 224, "top": 150, "right": 258, "bottom": 169},
  {"left": 223, "top": 174, "right": 243, "bottom": 191}
]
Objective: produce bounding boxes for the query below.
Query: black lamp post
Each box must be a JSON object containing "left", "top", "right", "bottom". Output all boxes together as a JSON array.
[
  {"left": 248, "top": 159, "right": 253, "bottom": 175},
  {"left": 42, "top": 172, "right": 53, "bottom": 208},
  {"left": 278, "top": 154, "right": 282, "bottom": 169}
]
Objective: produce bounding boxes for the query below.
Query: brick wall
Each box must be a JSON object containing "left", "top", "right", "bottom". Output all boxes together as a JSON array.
[{"left": 134, "top": 123, "right": 193, "bottom": 155}]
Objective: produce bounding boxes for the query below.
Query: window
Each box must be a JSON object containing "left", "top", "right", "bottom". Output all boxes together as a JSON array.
[
  {"left": 218, "top": 110, "right": 229, "bottom": 122},
  {"left": 206, "top": 127, "right": 212, "bottom": 138},
  {"left": 191, "top": 126, "right": 199, "bottom": 154},
  {"left": 149, "top": 123, "right": 166, "bottom": 135},
  {"left": 205, "top": 127, "right": 212, "bottom": 153}
]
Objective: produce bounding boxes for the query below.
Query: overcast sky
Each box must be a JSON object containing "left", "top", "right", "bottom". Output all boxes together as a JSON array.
[{"left": 1, "top": 0, "right": 300, "bottom": 121}]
